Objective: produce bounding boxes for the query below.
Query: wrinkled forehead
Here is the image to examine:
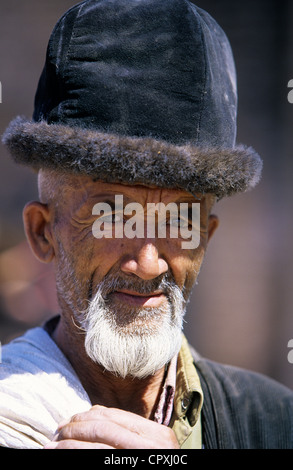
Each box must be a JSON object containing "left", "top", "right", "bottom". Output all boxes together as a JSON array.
[{"left": 37, "top": 169, "right": 215, "bottom": 207}]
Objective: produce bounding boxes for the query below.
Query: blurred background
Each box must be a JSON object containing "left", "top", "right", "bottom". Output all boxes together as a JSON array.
[{"left": 0, "top": 0, "right": 293, "bottom": 388}]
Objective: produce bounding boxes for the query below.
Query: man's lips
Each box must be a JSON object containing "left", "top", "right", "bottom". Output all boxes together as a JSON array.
[{"left": 109, "top": 289, "right": 166, "bottom": 307}]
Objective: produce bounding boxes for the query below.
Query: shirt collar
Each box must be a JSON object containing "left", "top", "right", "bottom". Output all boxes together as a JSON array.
[{"left": 173, "top": 335, "right": 203, "bottom": 426}]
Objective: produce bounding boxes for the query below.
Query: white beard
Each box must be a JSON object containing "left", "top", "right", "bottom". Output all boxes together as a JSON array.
[{"left": 79, "top": 276, "right": 186, "bottom": 379}]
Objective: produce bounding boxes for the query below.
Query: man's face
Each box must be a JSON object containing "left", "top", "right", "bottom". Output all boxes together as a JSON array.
[{"left": 27, "top": 173, "right": 217, "bottom": 378}]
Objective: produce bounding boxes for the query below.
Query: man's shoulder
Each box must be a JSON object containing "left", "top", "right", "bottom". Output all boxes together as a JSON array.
[
  {"left": 0, "top": 326, "right": 91, "bottom": 448},
  {"left": 196, "top": 352, "right": 293, "bottom": 403},
  {"left": 1, "top": 326, "right": 70, "bottom": 378},
  {"left": 188, "top": 345, "right": 293, "bottom": 448},
  {"left": 0, "top": 326, "right": 88, "bottom": 399}
]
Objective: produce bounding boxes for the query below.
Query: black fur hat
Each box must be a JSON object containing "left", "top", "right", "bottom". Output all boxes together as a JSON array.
[{"left": 2, "top": 0, "right": 262, "bottom": 199}]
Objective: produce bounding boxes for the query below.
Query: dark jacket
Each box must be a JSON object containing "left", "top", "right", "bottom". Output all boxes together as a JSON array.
[{"left": 194, "top": 353, "right": 293, "bottom": 449}]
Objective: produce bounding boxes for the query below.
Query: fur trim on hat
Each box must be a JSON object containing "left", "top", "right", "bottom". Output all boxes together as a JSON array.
[{"left": 2, "top": 116, "right": 262, "bottom": 199}]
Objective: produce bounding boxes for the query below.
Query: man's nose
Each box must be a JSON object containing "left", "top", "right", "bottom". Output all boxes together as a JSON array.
[{"left": 120, "top": 240, "right": 168, "bottom": 280}]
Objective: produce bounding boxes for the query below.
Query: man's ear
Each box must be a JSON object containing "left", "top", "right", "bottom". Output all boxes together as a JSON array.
[
  {"left": 207, "top": 214, "right": 219, "bottom": 243},
  {"left": 23, "top": 201, "right": 55, "bottom": 263}
]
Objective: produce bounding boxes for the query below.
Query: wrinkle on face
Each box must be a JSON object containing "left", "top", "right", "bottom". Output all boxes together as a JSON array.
[{"left": 37, "top": 169, "right": 216, "bottom": 311}]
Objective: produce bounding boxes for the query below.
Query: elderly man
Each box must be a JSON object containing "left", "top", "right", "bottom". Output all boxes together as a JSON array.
[{"left": 1, "top": 0, "right": 293, "bottom": 449}]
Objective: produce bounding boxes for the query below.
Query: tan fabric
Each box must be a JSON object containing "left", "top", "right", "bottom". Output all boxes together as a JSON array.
[{"left": 170, "top": 335, "right": 204, "bottom": 449}]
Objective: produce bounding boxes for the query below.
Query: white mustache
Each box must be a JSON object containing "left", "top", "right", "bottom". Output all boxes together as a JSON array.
[{"left": 94, "top": 272, "right": 182, "bottom": 299}]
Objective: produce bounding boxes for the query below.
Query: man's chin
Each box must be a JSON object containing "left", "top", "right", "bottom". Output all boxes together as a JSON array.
[{"left": 99, "top": 305, "right": 170, "bottom": 335}]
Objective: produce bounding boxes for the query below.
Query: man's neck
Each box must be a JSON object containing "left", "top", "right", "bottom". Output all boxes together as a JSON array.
[{"left": 51, "top": 315, "right": 166, "bottom": 420}]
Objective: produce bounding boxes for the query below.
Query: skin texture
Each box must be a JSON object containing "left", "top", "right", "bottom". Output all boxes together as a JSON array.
[{"left": 23, "top": 170, "right": 219, "bottom": 449}]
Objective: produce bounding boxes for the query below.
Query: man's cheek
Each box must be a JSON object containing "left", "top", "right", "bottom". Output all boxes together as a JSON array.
[{"left": 182, "top": 259, "right": 203, "bottom": 298}]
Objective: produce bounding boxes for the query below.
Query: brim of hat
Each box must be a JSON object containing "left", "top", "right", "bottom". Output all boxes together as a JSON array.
[{"left": 2, "top": 116, "right": 262, "bottom": 199}]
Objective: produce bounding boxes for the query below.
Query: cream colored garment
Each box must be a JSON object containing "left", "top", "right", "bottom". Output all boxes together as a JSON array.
[
  {"left": 0, "top": 327, "right": 92, "bottom": 448},
  {"left": 0, "top": 327, "right": 203, "bottom": 449}
]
